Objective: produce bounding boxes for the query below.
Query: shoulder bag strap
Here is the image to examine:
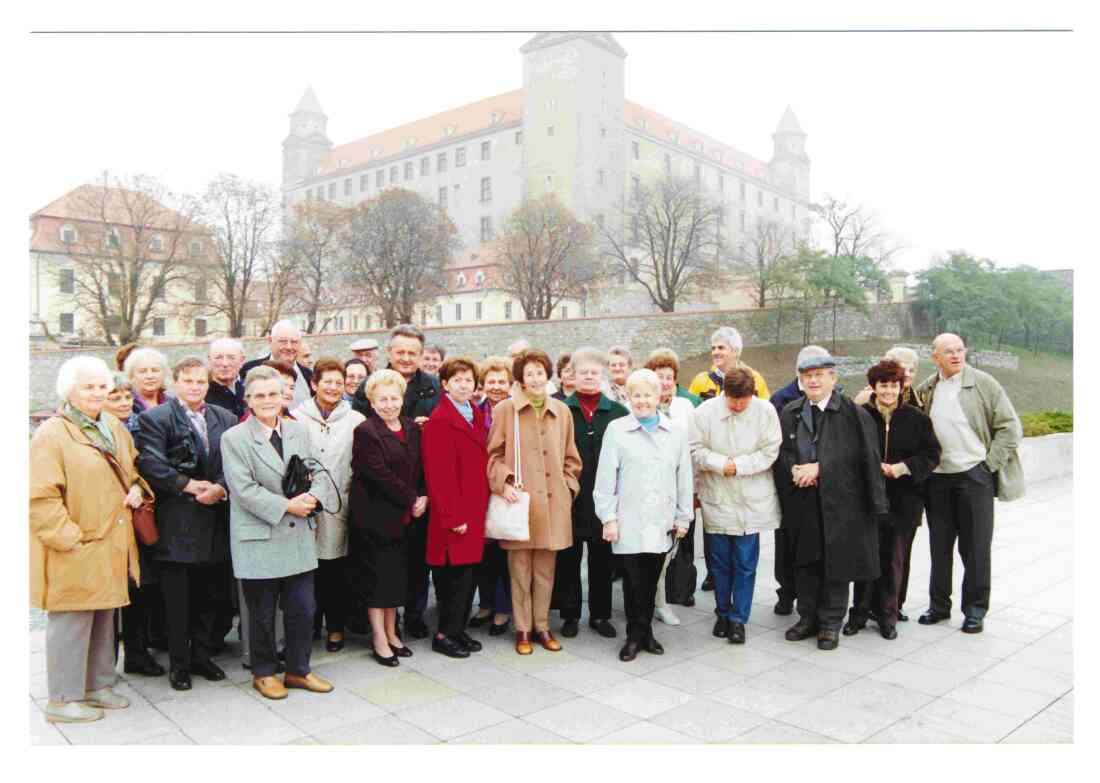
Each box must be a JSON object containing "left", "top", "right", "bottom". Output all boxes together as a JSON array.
[{"left": 513, "top": 407, "right": 524, "bottom": 490}]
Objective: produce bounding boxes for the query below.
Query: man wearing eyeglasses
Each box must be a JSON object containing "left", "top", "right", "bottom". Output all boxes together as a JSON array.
[{"left": 240, "top": 320, "right": 313, "bottom": 406}]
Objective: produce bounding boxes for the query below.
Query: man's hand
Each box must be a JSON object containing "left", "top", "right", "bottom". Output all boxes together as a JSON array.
[
  {"left": 673, "top": 526, "right": 688, "bottom": 540},
  {"left": 792, "top": 463, "right": 820, "bottom": 488},
  {"left": 195, "top": 484, "right": 226, "bottom": 505},
  {"left": 723, "top": 458, "right": 738, "bottom": 477},
  {"left": 602, "top": 520, "right": 619, "bottom": 543},
  {"left": 881, "top": 462, "right": 901, "bottom": 479},
  {"left": 184, "top": 479, "right": 212, "bottom": 497},
  {"left": 412, "top": 496, "right": 428, "bottom": 518}
]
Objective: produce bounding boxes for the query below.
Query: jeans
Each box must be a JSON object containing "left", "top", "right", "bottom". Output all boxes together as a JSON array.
[{"left": 704, "top": 532, "right": 760, "bottom": 624}]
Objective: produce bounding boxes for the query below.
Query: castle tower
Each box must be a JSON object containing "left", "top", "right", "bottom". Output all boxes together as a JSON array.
[
  {"left": 282, "top": 86, "right": 333, "bottom": 187},
  {"left": 519, "top": 33, "right": 627, "bottom": 222},
  {"left": 768, "top": 106, "right": 810, "bottom": 202}
]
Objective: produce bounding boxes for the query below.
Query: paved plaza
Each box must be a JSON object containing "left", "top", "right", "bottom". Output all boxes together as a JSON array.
[{"left": 29, "top": 474, "right": 1073, "bottom": 746}]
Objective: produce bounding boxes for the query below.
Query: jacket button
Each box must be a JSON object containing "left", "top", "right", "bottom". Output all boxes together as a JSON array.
[{"left": 289, "top": 521, "right": 296, "bottom": 528}]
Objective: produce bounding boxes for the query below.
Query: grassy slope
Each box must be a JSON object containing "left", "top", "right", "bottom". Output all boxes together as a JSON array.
[{"left": 679, "top": 339, "right": 1072, "bottom": 415}]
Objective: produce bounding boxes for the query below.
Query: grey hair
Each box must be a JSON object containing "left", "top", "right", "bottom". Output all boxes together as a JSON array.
[
  {"left": 110, "top": 371, "right": 133, "bottom": 391},
  {"left": 243, "top": 365, "right": 285, "bottom": 396},
  {"left": 507, "top": 338, "right": 531, "bottom": 357},
  {"left": 624, "top": 367, "right": 660, "bottom": 395},
  {"left": 571, "top": 346, "right": 608, "bottom": 369},
  {"left": 57, "top": 355, "right": 114, "bottom": 400},
  {"left": 607, "top": 345, "right": 633, "bottom": 365},
  {"left": 388, "top": 323, "right": 425, "bottom": 347},
  {"left": 270, "top": 319, "right": 302, "bottom": 339},
  {"left": 710, "top": 327, "right": 743, "bottom": 353},
  {"left": 884, "top": 346, "right": 919, "bottom": 367},
  {"left": 208, "top": 337, "right": 245, "bottom": 357},
  {"left": 795, "top": 345, "right": 830, "bottom": 372},
  {"left": 123, "top": 346, "right": 170, "bottom": 384}
]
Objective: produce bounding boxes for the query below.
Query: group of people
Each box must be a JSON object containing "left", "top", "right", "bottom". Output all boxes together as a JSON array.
[{"left": 29, "top": 318, "right": 1024, "bottom": 725}]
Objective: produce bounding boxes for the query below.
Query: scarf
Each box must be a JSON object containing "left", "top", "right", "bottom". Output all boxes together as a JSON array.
[
  {"left": 575, "top": 391, "right": 602, "bottom": 423},
  {"left": 62, "top": 402, "right": 116, "bottom": 455}
]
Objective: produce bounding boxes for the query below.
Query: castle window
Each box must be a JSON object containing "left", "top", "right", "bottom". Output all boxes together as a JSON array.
[
  {"left": 475, "top": 301, "right": 483, "bottom": 320},
  {"left": 328, "top": 182, "right": 336, "bottom": 199},
  {"left": 547, "top": 125, "right": 554, "bottom": 137},
  {"left": 454, "top": 303, "right": 462, "bottom": 321},
  {"left": 480, "top": 216, "right": 493, "bottom": 242},
  {"left": 106, "top": 229, "right": 121, "bottom": 249},
  {"left": 190, "top": 240, "right": 203, "bottom": 258},
  {"left": 475, "top": 271, "right": 485, "bottom": 288},
  {"left": 153, "top": 317, "right": 165, "bottom": 337},
  {"left": 480, "top": 177, "right": 492, "bottom": 203},
  {"left": 481, "top": 141, "right": 491, "bottom": 161},
  {"left": 194, "top": 318, "right": 207, "bottom": 338},
  {"left": 60, "top": 224, "right": 77, "bottom": 244},
  {"left": 360, "top": 174, "right": 368, "bottom": 191},
  {"left": 504, "top": 301, "right": 512, "bottom": 320},
  {"left": 150, "top": 234, "right": 163, "bottom": 252},
  {"left": 389, "top": 166, "right": 398, "bottom": 183},
  {"left": 455, "top": 147, "right": 466, "bottom": 167},
  {"left": 456, "top": 274, "right": 467, "bottom": 288},
  {"left": 59, "top": 268, "right": 74, "bottom": 294},
  {"left": 664, "top": 154, "right": 671, "bottom": 174},
  {"left": 515, "top": 131, "right": 523, "bottom": 145},
  {"left": 632, "top": 141, "right": 639, "bottom": 160},
  {"left": 405, "top": 162, "right": 414, "bottom": 180},
  {"left": 598, "top": 169, "right": 605, "bottom": 186},
  {"left": 421, "top": 157, "right": 430, "bottom": 176},
  {"left": 437, "top": 152, "right": 448, "bottom": 172},
  {"left": 757, "top": 189, "right": 763, "bottom": 207},
  {"left": 344, "top": 178, "right": 352, "bottom": 196},
  {"left": 438, "top": 187, "right": 447, "bottom": 208},
  {"left": 376, "top": 170, "right": 384, "bottom": 187},
  {"left": 60, "top": 313, "right": 74, "bottom": 333}
]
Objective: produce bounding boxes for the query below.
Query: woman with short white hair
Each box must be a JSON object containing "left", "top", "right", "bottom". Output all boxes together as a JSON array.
[
  {"left": 124, "top": 347, "right": 170, "bottom": 413},
  {"left": 594, "top": 368, "right": 694, "bottom": 662},
  {"left": 31, "top": 356, "right": 152, "bottom": 723}
]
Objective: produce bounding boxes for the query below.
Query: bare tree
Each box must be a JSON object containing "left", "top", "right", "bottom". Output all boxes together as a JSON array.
[
  {"left": 600, "top": 175, "right": 728, "bottom": 312},
  {"left": 814, "top": 194, "right": 902, "bottom": 269},
  {"left": 735, "top": 218, "right": 797, "bottom": 309},
  {"left": 252, "top": 246, "right": 301, "bottom": 337},
  {"left": 52, "top": 172, "right": 203, "bottom": 345},
  {"left": 200, "top": 174, "right": 280, "bottom": 337},
  {"left": 493, "top": 194, "right": 598, "bottom": 320},
  {"left": 283, "top": 200, "right": 353, "bottom": 334},
  {"left": 342, "top": 188, "right": 458, "bottom": 327}
]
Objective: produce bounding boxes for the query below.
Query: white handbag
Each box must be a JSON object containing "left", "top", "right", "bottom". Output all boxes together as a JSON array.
[{"left": 485, "top": 409, "right": 531, "bottom": 541}]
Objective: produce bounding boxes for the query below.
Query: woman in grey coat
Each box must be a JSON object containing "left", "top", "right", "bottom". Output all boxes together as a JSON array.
[{"left": 221, "top": 366, "right": 333, "bottom": 701}]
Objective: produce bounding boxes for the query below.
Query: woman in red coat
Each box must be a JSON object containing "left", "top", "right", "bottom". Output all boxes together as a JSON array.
[{"left": 421, "top": 357, "right": 492, "bottom": 659}]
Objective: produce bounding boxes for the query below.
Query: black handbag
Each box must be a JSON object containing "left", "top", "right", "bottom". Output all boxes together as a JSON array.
[
  {"left": 282, "top": 454, "right": 342, "bottom": 515},
  {"left": 664, "top": 536, "right": 698, "bottom": 606}
]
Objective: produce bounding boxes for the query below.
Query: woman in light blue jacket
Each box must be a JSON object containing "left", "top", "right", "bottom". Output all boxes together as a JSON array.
[{"left": 593, "top": 369, "right": 694, "bottom": 662}]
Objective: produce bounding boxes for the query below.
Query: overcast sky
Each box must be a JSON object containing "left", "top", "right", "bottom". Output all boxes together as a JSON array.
[{"left": 23, "top": 14, "right": 1085, "bottom": 277}]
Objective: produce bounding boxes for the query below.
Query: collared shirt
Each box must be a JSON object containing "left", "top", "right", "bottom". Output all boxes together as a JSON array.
[
  {"left": 256, "top": 416, "right": 283, "bottom": 441},
  {"left": 63, "top": 402, "right": 116, "bottom": 454},
  {"left": 183, "top": 402, "right": 210, "bottom": 452},
  {"left": 929, "top": 371, "right": 986, "bottom": 473}
]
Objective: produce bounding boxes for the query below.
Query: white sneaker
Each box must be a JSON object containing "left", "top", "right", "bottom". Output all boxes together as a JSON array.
[
  {"left": 45, "top": 700, "right": 104, "bottom": 723},
  {"left": 655, "top": 607, "right": 681, "bottom": 626},
  {"left": 83, "top": 687, "right": 130, "bottom": 710}
]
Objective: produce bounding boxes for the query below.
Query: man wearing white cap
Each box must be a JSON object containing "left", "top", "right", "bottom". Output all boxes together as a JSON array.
[{"left": 349, "top": 338, "right": 380, "bottom": 373}]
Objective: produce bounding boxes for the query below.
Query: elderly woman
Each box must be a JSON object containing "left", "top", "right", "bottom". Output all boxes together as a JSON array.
[
  {"left": 552, "top": 347, "right": 627, "bottom": 640},
  {"left": 603, "top": 345, "right": 633, "bottom": 406},
  {"left": 844, "top": 360, "right": 942, "bottom": 639},
  {"left": 348, "top": 369, "right": 427, "bottom": 666},
  {"left": 105, "top": 373, "right": 140, "bottom": 432},
  {"left": 343, "top": 359, "right": 369, "bottom": 403},
  {"left": 124, "top": 347, "right": 170, "bottom": 414},
  {"left": 469, "top": 356, "right": 514, "bottom": 634},
  {"left": 551, "top": 353, "right": 575, "bottom": 401},
  {"left": 488, "top": 349, "right": 582, "bottom": 655},
  {"left": 422, "top": 357, "right": 492, "bottom": 658},
  {"left": 293, "top": 357, "right": 366, "bottom": 652},
  {"left": 221, "top": 365, "right": 332, "bottom": 700},
  {"left": 31, "top": 356, "right": 151, "bottom": 723},
  {"left": 594, "top": 369, "right": 694, "bottom": 662}
]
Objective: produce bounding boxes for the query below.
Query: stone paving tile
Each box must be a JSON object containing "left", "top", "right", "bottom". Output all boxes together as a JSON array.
[
  {"left": 826, "top": 678, "right": 937, "bottom": 719},
  {"left": 744, "top": 658, "right": 860, "bottom": 699},
  {"left": 692, "top": 647, "right": 789, "bottom": 678},
  {"left": 133, "top": 729, "right": 197, "bottom": 745},
  {"left": 796, "top": 645, "right": 894, "bottom": 677},
  {"left": 901, "top": 642, "right": 1002, "bottom": 677},
  {"left": 911, "top": 696, "right": 1025, "bottom": 743},
  {"left": 239, "top": 680, "right": 387, "bottom": 734},
  {"left": 529, "top": 658, "right": 636, "bottom": 696},
  {"left": 975, "top": 659, "right": 1074, "bottom": 698},
  {"left": 644, "top": 658, "right": 748, "bottom": 697},
  {"left": 28, "top": 700, "right": 69, "bottom": 746},
  {"left": 778, "top": 699, "right": 903, "bottom": 743},
  {"left": 868, "top": 659, "right": 977, "bottom": 697},
  {"left": 650, "top": 696, "right": 769, "bottom": 742},
  {"left": 944, "top": 679, "right": 1058, "bottom": 721},
  {"left": 587, "top": 678, "right": 696, "bottom": 719},
  {"left": 450, "top": 717, "right": 574, "bottom": 744},
  {"left": 1006, "top": 645, "right": 1073, "bottom": 676},
  {"left": 351, "top": 671, "right": 457, "bottom": 711},
  {"left": 865, "top": 715, "right": 972, "bottom": 744},
  {"left": 708, "top": 682, "right": 816, "bottom": 719},
  {"left": 313, "top": 714, "right": 439, "bottom": 745},
  {"left": 595, "top": 720, "right": 702, "bottom": 744},
  {"left": 469, "top": 675, "right": 583, "bottom": 717},
  {"left": 730, "top": 720, "right": 837, "bottom": 744},
  {"left": 524, "top": 696, "right": 638, "bottom": 742},
  {"left": 56, "top": 684, "right": 178, "bottom": 745},
  {"left": 926, "top": 629, "right": 1029, "bottom": 660},
  {"left": 155, "top": 685, "right": 306, "bottom": 745},
  {"left": 485, "top": 646, "right": 580, "bottom": 674},
  {"left": 395, "top": 694, "right": 512, "bottom": 741}
]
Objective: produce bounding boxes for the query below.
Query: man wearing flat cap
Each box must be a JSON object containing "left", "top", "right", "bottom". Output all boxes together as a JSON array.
[
  {"left": 773, "top": 350, "right": 888, "bottom": 650},
  {"left": 349, "top": 338, "right": 380, "bottom": 373}
]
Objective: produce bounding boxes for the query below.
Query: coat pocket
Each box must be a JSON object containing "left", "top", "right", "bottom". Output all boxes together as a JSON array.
[{"left": 236, "top": 523, "right": 272, "bottom": 542}]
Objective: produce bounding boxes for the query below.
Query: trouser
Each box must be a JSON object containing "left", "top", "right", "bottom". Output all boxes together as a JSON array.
[
  {"left": 620, "top": 552, "right": 665, "bottom": 643},
  {"left": 432, "top": 563, "right": 477, "bottom": 638},
  {"left": 705, "top": 532, "right": 761, "bottom": 624},
  {"left": 315, "top": 556, "right": 349, "bottom": 636},
  {"left": 47, "top": 609, "right": 117, "bottom": 703},
  {"left": 474, "top": 540, "right": 511, "bottom": 615},
  {"left": 404, "top": 517, "right": 430, "bottom": 621},
  {"left": 926, "top": 465, "right": 996, "bottom": 619},
  {"left": 158, "top": 561, "right": 229, "bottom": 672},
  {"left": 211, "top": 570, "right": 238, "bottom": 646},
  {"left": 794, "top": 559, "right": 848, "bottom": 631},
  {"left": 898, "top": 530, "right": 916, "bottom": 612},
  {"left": 553, "top": 536, "right": 613, "bottom": 621},
  {"left": 774, "top": 528, "right": 797, "bottom": 605},
  {"left": 508, "top": 549, "right": 556, "bottom": 633},
  {"left": 241, "top": 571, "right": 315, "bottom": 678},
  {"left": 851, "top": 525, "right": 917, "bottom": 629},
  {"left": 121, "top": 579, "right": 155, "bottom": 659}
]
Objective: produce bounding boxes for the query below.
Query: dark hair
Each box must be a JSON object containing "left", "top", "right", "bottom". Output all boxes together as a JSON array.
[
  {"left": 262, "top": 359, "right": 297, "bottom": 381},
  {"left": 424, "top": 343, "right": 446, "bottom": 360},
  {"left": 172, "top": 355, "right": 209, "bottom": 381},
  {"left": 722, "top": 367, "right": 756, "bottom": 399},
  {"left": 389, "top": 323, "right": 425, "bottom": 346},
  {"left": 311, "top": 356, "right": 345, "bottom": 383},
  {"left": 344, "top": 358, "right": 368, "bottom": 372},
  {"left": 867, "top": 359, "right": 905, "bottom": 387},
  {"left": 439, "top": 356, "right": 478, "bottom": 384},
  {"left": 555, "top": 352, "right": 572, "bottom": 378},
  {"left": 513, "top": 349, "right": 553, "bottom": 384}
]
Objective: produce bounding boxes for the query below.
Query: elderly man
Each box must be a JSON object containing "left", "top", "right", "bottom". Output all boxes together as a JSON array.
[
  {"left": 349, "top": 338, "right": 380, "bottom": 372},
  {"left": 240, "top": 320, "right": 313, "bottom": 406},
  {"left": 297, "top": 340, "right": 314, "bottom": 371},
  {"left": 774, "top": 350, "right": 887, "bottom": 650},
  {"left": 915, "top": 334, "right": 1023, "bottom": 634},
  {"left": 689, "top": 327, "right": 770, "bottom": 402},
  {"left": 207, "top": 338, "right": 247, "bottom": 419}
]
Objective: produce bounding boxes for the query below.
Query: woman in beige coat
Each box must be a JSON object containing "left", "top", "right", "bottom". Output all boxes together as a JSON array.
[
  {"left": 30, "top": 356, "right": 151, "bottom": 724},
  {"left": 487, "top": 349, "right": 582, "bottom": 655}
]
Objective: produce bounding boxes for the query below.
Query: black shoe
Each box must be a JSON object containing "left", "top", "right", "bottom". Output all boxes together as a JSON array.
[
  {"left": 961, "top": 617, "right": 984, "bottom": 634},
  {"left": 785, "top": 618, "right": 817, "bottom": 641},
  {"left": 880, "top": 624, "right": 898, "bottom": 640},
  {"left": 728, "top": 622, "right": 746, "bottom": 644},
  {"left": 642, "top": 636, "right": 664, "bottom": 655},
  {"left": 842, "top": 619, "right": 866, "bottom": 636},
  {"left": 191, "top": 659, "right": 226, "bottom": 682},
  {"left": 898, "top": 612, "right": 910, "bottom": 623},
  {"left": 432, "top": 636, "right": 470, "bottom": 659},
  {"left": 149, "top": 636, "right": 169, "bottom": 652},
  {"left": 169, "top": 669, "right": 192, "bottom": 691},
  {"left": 326, "top": 636, "right": 345, "bottom": 653},
  {"left": 371, "top": 650, "right": 399, "bottom": 667},
  {"left": 405, "top": 616, "right": 430, "bottom": 639},
  {"left": 918, "top": 611, "right": 950, "bottom": 625},
  {"left": 275, "top": 648, "right": 286, "bottom": 661},
  {"left": 123, "top": 653, "right": 166, "bottom": 677},
  {"left": 560, "top": 619, "right": 579, "bottom": 638},
  {"left": 312, "top": 628, "right": 322, "bottom": 641},
  {"left": 589, "top": 619, "right": 617, "bottom": 638},
  {"left": 619, "top": 641, "right": 640, "bottom": 662},
  {"left": 392, "top": 643, "right": 414, "bottom": 658},
  {"left": 468, "top": 612, "right": 492, "bottom": 629},
  {"left": 774, "top": 600, "right": 794, "bottom": 616},
  {"left": 682, "top": 595, "right": 696, "bottom": 607},
  {"left": 701, "top": 574, "right": 715, "bottom": 591},
  {"left": 488, "top": 619, "right": 510, "bottom": 637},
  {"left": 456, "top": 632, "right": 483, "bottom": 652},
  {"left": 817, "top": 629, "right": 839, "bottom": 651},
  {"left": 712, "top": 616, "right": 729, "bottom": 638}
]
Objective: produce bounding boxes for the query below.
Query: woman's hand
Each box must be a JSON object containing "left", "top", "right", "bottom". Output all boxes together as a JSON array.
[
  {"left": 412, "top": 496, "right": 429, "bottom": 518},
  {"left": 195, "top": 483, "right": 226, "bottom": 505},
  {"left": 451, "top": 524, "right": 468, "bottom": 535},
  {"left": 501, "top": 484, "right": 521, "bottom": 504},
  {"left": 125, "top": 486, "right": 144, "bottom": 509},
  {"left": 673, "top": 526, "right": 688, "bottom": 540},
  {"left": 792, "top": 463, "right": 820, "bottom": 488},
  {"left": 287, "top": 493, "right": 318, "bottom": 518},
  {"left": 881, "top": 463, "right": 906, "bottom": 479},
  {"left": 602, "top": 520, "right": 619, "bottom": 543}
]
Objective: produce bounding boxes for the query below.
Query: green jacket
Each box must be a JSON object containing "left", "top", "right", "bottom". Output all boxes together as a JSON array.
[
  {"left": 676, "top": 386, "right": 703, "bottom": 408},
  {"left": 563, "top": 393, "right": 629, "bottom": 539},
  {"left": 915, "top": 365, "right": 1025, "bottom": 501}
]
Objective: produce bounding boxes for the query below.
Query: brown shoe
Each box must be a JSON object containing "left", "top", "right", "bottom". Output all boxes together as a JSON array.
[
  {"left": 515, "top": 631, "right": 533, "bottom": 655},
  {"left": 283, "top": 672, "right": 334, "bottom": 693},
  {"left": 252, "top": 675, "right": 288, "bottom": 700},
  {"left": 535, "top": 630, "right": 562, "bottom": 652}
]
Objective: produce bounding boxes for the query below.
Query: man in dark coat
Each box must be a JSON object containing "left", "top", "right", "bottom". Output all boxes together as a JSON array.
[
  {"left": 551, "top": 347, "right": 629, "bottom": 639},
  {"left": 350, "top": 324, "right": 440, "bottom": 638},
  {"left": 206, "top": 337, "right": 247, "bottom": 419},
  {"left": 239, "top": 320, "right": 313, "bottom": 407},
  {"left": 136, "top": 357, "right": 238, "bottom": 690},
  {"left": 774, "top": 350, "right": 888, "bottom": 651}
]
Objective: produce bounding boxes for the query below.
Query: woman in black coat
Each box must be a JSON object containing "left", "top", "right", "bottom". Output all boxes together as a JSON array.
[
  {"left": 348, "top": 370, "right": 428, "bottom": 666},
  {"left": 843, "top": 360, "right": 942, "bottom": 639}
]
